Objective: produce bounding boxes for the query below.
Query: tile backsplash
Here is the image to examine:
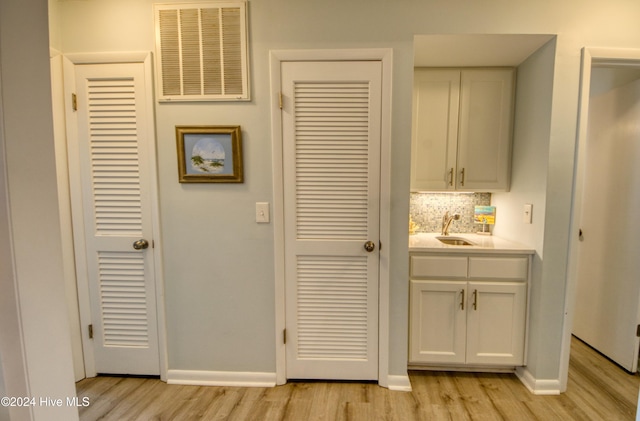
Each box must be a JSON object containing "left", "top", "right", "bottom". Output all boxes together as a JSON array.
[{"left": 410, "top": 192, "right": 491, "bottom": 234}]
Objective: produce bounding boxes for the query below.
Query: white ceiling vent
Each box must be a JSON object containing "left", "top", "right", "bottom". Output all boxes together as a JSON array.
[{"left": 154, "top": 1, "right": 249, "bottom": 102}]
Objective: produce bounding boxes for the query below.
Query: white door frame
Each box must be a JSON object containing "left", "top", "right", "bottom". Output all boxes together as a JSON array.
[
  {"left": 51, "top": 48, "right": 86, "bottom": 381},
  {"left": 63, "top": 51, "right": 168, "bottom": 380},
  {"left": 561, "top": 47, "right": 640, "bottom": 392},
  {"left": 269, "top": 49, "right": 393, "bottom": 387}
]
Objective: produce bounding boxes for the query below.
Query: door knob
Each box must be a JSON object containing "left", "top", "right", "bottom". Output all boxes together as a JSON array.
[
  {"left": 133, "top": 239, "right": 149, "bottom": 250},
  {"left": 364, "top": 241, "right": 376, "bottom": 252}
]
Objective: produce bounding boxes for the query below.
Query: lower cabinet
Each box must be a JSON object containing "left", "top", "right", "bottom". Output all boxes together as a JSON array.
[
  {"left": 410, "top": 280, "right": 467, "bottom": 364},
  {"left": 409, "top": 253, "right": 530, "bottom": 368}
]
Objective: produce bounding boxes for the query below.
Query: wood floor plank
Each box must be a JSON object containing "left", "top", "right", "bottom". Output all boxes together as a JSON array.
[
  {"left": 127, "top": 382, "right": 198, "bottom": 420},
  {"left": 197, "top": 387, "right": 249, "bottom": 420},
  {"left": 78, "top": 377, "right": 150, "bottom": 421},
  {"left": 76, "top": 337, "right": 640, "bottom": 420},
  {"left": 105, "top": 379, "right": 168, "bottom": 420}
]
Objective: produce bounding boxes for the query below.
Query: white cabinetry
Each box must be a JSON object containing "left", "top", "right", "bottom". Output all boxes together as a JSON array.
[
  {"left": 409, "top": 253, "right": 529, "bottom": 368},
  {"left": 411, "top": 68, "right": 515, "bottom": 192}
]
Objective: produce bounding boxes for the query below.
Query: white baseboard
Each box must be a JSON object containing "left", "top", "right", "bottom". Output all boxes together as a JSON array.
[
  {"left": 386, "top": 374, "right": 412, "bottom": 392},
  {"left": 166, "top": 368, "right": 555, "bottom": 395},
  {"left": 515, "top": 367, "right": 561, "bottom": 395},
  {"left": 168, "top": 369, "right": 412, "bottom": 392},
  {"left": 167, "top": 370, "right": 277, "bottom": 388}
]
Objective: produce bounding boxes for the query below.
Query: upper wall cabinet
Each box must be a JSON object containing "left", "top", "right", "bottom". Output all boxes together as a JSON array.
[
  {"left": 411, "top": 68, "right": 515, "bottom": 192},
  {"left": 154, "top": 1, "right": 250, "bottom": 102}
]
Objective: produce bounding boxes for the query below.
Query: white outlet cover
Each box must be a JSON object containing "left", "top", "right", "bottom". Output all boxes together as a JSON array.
[
  {"left": 523, "top": 203, "right": 533, "bottom": 224},
  {"left": 256, "top": 202, "right": 270, "bottom": 223}
]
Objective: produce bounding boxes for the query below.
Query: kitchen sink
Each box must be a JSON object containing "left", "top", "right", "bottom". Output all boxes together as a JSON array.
[{"left": 436, "top": 236, "right": 475, "bottom": 246}]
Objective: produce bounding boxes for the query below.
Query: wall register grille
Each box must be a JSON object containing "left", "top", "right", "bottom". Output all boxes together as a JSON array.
[{"left": 154, "top": 1, "right": 249, "bottom": 101}]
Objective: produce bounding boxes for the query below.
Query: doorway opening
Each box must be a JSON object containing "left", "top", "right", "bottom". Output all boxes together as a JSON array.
[
  {"left": 54, "top": 52, "right": 168, "bottom": 381},
  {"left": 269, "top": 49, "right": 395, "bottom": 389},
  {"left": 563, "top": 47, "right": 640, "bottom": 392}
]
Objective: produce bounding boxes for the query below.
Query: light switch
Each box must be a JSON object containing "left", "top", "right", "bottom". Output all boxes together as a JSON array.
[
  {"left": 256, "top": 202, "right": 270, "bottom": 223},
  {"left": 523, "top": 203, "right": 533, "bottom": 224}
]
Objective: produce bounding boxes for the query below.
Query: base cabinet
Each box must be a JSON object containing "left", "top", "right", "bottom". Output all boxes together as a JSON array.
[
  {"left": 410, "top": 280, "right": 467, "bottom": 364},
  {"left": 466, "top": 282, "right": 526, "bottom": 365},
  {"left": 409, "top": 253, "right": 529, "bottom": 368}
]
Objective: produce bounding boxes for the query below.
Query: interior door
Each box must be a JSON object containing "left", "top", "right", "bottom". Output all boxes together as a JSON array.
[
  {"left": 572, "top": 76, "right": 640, "bottom": 372},
  {"left": 72, "top": 62, "right": 160, "bottom": 375},
  {"left": 281, "top": 60, "right": 381, "bottom": 380}
]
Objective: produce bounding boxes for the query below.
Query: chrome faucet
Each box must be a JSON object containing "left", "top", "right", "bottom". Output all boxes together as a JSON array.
[{"left": 441, "top": 211, "right": 461, "bottom": 236}]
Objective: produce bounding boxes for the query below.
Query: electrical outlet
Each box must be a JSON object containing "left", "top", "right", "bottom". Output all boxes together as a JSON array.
[
  {"left": 256, "top": 202, "right": 270, "bottom": 223},
  {"left": 523, "top": 203, "right": 533, "bottom": 224}
]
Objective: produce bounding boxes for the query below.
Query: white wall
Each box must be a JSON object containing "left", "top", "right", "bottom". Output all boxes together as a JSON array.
[
  {"left": 0, "top": 353, "right": 7, "bottom": 421},
  {"left": 0, "top": 0, "right": 78, "bottom": 419},
  {"left": 0, "top": 72, "right": 25, "bottom": 421},
  {"left": 492, "top": 39, "right": 555, "bottom": 253},
  {"left": 47, "top": 0, "right": 61, "bottom": 51},
  {"left": 52, "top": 0, "right": 640, "bottom": 385},
  {"left": 590, "top": 67, "right": 640, "bottom": 96},
  {"left": 492, "top": 39, "right": 556, "bottom": 379}
]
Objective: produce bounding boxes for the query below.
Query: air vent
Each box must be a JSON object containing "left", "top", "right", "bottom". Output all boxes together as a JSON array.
[{"left": 153, "top": 1, "right": 249, "bottom": 101}]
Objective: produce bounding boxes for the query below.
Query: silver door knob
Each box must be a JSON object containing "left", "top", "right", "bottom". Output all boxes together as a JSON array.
[
  {"left": 364, "top": 241, "right": 375, "bottom": 252},
  {"left": 133, "top": 239, "right": 149, "bottom": 250}
]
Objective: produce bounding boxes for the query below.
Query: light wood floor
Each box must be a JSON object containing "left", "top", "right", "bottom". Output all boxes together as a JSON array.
[{"left": 76, "top": 337, "right": 639, "bottom": 420}]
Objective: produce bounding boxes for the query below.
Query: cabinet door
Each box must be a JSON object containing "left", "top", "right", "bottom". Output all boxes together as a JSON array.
[
  {"left": 457, "top": 69, "right": 514, "bottom": 191},
  {"left": 410, "top": 280, "right": 466, "bottom": 364},
  {"left": 466, "top": 282, "right": 526, "bottom": 365},
  {"left": 411, "top": 69, "right": 460, "bottom": 191}
]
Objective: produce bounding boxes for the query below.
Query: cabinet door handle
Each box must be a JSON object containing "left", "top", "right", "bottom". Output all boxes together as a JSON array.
[
  {"left": 472, "top": 289, "right": 478, "bottom": 310},
  {"left": 448, "top": 168, "right": 454, "bottom": 186},
  {"left": 460, "top": 168, "right": 466, "bottom": 187},
  {"left": 460, "top": 289, "right": 465, "bottom": 310}
]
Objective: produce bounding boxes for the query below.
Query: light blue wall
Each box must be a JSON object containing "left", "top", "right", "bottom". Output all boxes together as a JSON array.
[{"left": 55, "top": 0, "right": 640, "bottom": 383}]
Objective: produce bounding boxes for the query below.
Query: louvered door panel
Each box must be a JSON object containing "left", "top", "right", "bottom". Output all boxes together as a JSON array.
[
  {"left": 154, "top": 2, "right": 249, "bottom": 101},
  {"left": 98, "top": 252, "right": 149, "bottom": 347},
  {"left": 283, "top": 60, "right": 382, "bottom": 381},
  {"left": 75, "top": 63, "right": 160, "bottom": 375},
  {"left": 297, "top": 256, "right": 369, "bottom": 359},
  {"left": 295, "top": 82, "right": 370, "bottom": 240},
  {"left": 87, "top": 78, "right": 143, "bottom": 235}
]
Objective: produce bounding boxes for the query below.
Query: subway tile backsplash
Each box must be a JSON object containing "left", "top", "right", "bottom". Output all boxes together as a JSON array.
[{"left": 410, "top": 192, "right": 491, "bottom": 234}]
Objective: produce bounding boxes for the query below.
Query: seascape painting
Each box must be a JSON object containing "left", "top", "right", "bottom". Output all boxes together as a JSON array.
[
  {"left": 183, "top": 133, "right": 233, "bottom": 175},
  {"left": 176, "top": 126, "right": 243, "bottom": 183},
  {"left": 189, "top": 137, "right": 227, "bottom": 174}
]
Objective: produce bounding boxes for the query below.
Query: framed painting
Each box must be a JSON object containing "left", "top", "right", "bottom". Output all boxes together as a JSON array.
[{"left": 176, "top": 126, "right": 244, "bottom": 183}]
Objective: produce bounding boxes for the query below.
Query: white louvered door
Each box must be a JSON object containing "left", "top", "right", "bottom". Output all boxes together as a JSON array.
[
  {"left": 74, "top": 63, "right": 160, "bottom": 375},
  {"left": 281, "top": 61, "right": 382, "bottom": 380}
]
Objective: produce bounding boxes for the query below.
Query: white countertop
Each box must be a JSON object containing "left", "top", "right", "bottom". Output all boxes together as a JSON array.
[{"left": 409, "top": 232, "right": 535, "bottom": 254}]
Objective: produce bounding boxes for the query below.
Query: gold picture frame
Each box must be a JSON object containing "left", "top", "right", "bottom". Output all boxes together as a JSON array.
[{"left": 176, "top": 126, "right": 244, "bottom": 183}]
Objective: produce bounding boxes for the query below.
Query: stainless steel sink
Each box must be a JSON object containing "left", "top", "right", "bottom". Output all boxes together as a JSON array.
[{"left": 436, "top": 236, "right": 475, "bottom": 246}]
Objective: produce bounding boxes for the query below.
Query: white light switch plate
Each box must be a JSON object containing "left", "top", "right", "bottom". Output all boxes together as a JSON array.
[
  {"left": 523, "top": 203, "right": 533, "bottom": 224},
  {"left": 256, "top": 202, "right": 270, "bottom": 223}
]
